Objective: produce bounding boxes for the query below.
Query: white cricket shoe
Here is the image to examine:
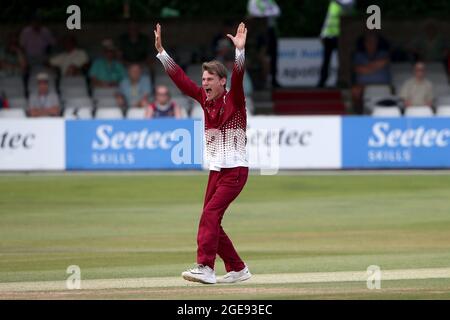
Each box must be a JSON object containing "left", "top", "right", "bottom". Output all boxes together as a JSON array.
[
  {"left": 217, "top": 265, "right": 252, "bottom": 284},
  {"left": 181, "top": 264, "right": 216, "bottom": 284}
]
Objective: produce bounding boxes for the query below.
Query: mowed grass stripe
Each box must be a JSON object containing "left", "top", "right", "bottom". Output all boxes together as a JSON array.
[{"left": 1, "top": 267, "right": 450, "bottom": 293}]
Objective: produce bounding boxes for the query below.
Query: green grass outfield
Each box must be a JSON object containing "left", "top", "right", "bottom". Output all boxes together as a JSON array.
[{"left": 0, "top": 172, "right": 450, "bottom": 299}]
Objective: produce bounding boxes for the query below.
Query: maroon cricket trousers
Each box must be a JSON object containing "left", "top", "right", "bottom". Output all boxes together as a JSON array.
[{"left": 197, "top": 166, "right": 248, "bottom": 272}]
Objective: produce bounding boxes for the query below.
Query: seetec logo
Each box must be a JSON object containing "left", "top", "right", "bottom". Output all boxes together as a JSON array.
[
  {"left": 0, "top": 131, "right": 35, "bottom": 149},
  {"left": 369, "top": 122, "right": 450, "bottom": 148},
  {"left": 366, "top": 121, "right": 450, "bottom": 164},
  {"left": 91, "top": 124, "right": 187, "bottom": 151},
  {"left": 89, "top": 124, "right": 199, "bottom": 165}
]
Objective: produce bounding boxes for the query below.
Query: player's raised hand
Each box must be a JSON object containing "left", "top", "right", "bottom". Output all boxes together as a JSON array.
[
  {"left": 154, "top": 23, "right": 164, "bottom": 53},
  {"left": 227, "top": 22, "right": 247, "bottom": 50}
]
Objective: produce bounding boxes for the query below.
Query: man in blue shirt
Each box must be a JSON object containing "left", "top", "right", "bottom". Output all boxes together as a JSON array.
[
  {"left": 116, "top": 63, "right": 152, "bottom": 108},
  {"left": 351, "top": 32, "right": 391, "bottom": 114},
  {"left": 89, "top": 39, "right": 126, "bottom": 88}
]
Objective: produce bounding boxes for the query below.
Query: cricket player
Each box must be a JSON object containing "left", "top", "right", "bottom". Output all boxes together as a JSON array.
[{"left": 154, "top": 22, "right": 251, "bottom": 284}]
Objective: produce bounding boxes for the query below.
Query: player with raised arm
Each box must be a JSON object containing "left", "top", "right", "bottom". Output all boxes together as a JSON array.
[{"left": 154, "top": 22, "right": 251, "bottom": 284}]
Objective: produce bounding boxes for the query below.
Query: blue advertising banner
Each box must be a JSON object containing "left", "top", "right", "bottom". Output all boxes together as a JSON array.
[
  {"left": 342, "top": 117, "right": 450, "bottom": 168},
  {"left": 66, "top": 119, "right": 203, "bottom": 170}
]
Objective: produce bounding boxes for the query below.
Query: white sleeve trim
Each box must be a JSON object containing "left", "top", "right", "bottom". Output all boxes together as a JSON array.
[
  {"left": 235, "top": 48, "right": 245, "bottom": 71},
  {"left": 235, "top": 48, "right": 245, "bottom": 57},
  {"left": 156, "top": 50, "right": 176, "bottom": 72}
]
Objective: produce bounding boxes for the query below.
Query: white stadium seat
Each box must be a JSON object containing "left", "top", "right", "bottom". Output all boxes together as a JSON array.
[
  {"left": 0, "top": 109, "right": 27, "bottom": 118},
  {"left": 372, "top": 106, "right": 401, "bottom": 117},
  {"left": 126, "top": 107, "right": 146, "bottom": 119},
  {"left": 404, "top": 106, "right": 434, "bottom": 117},
  {"left": 436, "top": 105, "right": 450, "bottom": 117},
  {"left": 96, "top": 107, "right": 123, "bottom": 119}
]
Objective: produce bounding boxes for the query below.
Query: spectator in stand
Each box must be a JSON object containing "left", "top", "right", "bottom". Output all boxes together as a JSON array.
[
  {"left": 89, "top": 39, "right": 126, "bottom": 88},
  {"left": 28, "top": 72, "right": 60, "bottom": 117},
  {"left": 351, "top": 32, "right": 391, "bottom": 114},
  {"left": 19, "top": 15, "right": 56, "bottom": 65},
  {"left": 49, "top": 35, "right": 89, "bottom": 76},
  {"left": 116, "top": 63, "right": 152, "bottom": 109},
  {"left": 145, "top": 85, "right": 182, "bottom": 119},
  {"left": 0, "top": 32, "right": 27, "bottom": 77},
  {"left": 118, "top": 21, "right": 150, "bottom": 65},
  {"left": 399, "top": 62, "right": 433, "bottom": 108}
]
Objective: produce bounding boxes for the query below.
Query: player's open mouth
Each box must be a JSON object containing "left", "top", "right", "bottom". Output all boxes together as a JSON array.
[{"left": 205, "top": 88, "right": 212, "bottom": 94}]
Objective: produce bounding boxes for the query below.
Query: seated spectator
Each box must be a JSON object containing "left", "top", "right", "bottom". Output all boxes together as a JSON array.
[
  {"left": 0, "top": 32, "right": 27, "bottom": 77},
  {"left": 49, "top": 35, "right": 89, "bottom": 76},
  {"left": 89, "top": 39, "right": 126, "bottom": 88},
  {"left": 19, "top": 14, "right": 55, "bottom": 66},
  {"left": 351, "top": 32, "right": 391, "bottom": 114},
  {"left": 116, "top": 63, "right": 152, "bottom": 108},
  {"left": 28, "top": 73, "right": 60, "bottom": 117},
  {"left": 399, "top": 62, "right": 433, "bottom": 108},
  {"left": 118, "top": 21, "right": 150, "bottom": 65},
  {"left": 145, "top": 85, "right": 182, "bottom": 119}
]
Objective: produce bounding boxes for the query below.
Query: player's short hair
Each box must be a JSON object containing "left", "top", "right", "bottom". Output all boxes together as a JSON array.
[{"left": 202, "top": 60, "right": 228, "bottom": 80}]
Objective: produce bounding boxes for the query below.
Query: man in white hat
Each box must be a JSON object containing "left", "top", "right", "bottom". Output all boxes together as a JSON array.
[{"left": 28, "top": 72, "right": 60, "bottom": 117}]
